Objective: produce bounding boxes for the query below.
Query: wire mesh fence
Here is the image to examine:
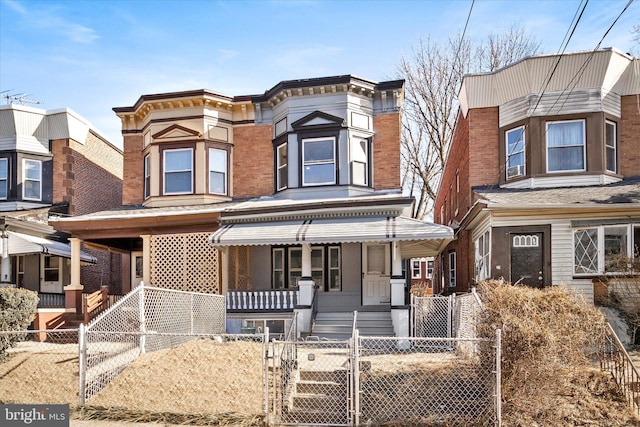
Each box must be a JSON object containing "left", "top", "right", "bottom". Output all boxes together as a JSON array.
[
  {"left": 0, "top": 329, "right": 79, "bottom": 405},
  {"left": 81, "top": 286, "right": 226, "bottom": 402},
  {"left": 412, "top": 294, "right": 454, "bottom": 338}
]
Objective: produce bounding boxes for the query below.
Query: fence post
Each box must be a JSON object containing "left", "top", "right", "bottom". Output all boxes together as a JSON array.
[
  {"left": 139, "top": 285, "right": 146, "bottom": 354},
  {"left": 448, "top": 294, "right": 454, "bottom": 338},
  {"left": 263, "top": 326, "right": 270, "bottom": 423},
  {"left": 409, "top": 294, "right": 414, "bottom": 338},
  {"left": 190, "top": 293, "right": 194, "bottom": 334},
  {"left": 78, "top": 323, "right": 87, "bottom": 404},
  {"left": 352, "top": 329, "right": 360, "bottom": 427},
  {"left": 495, "top": 328, "right": 502, "bottom": 427}
]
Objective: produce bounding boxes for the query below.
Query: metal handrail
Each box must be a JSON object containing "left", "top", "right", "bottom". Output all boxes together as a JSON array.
[{"left": 601, "top": 322, "right": 640, "bottom": 415}]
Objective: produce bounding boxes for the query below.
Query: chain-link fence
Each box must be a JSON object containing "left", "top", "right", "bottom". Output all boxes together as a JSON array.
[
  {"left": 81, "top": 286, "right": 226, "bottom": 402},
  {"left": 0, "top": 329, "right": 79, "bottom": 406},
  {"left": 412, "top": 294, "right": 454, "bottom": 338}
]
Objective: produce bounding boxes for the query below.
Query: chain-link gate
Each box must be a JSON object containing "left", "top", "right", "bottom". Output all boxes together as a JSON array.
[{"left": 268, "top": 329, "right": 501, "bottom": 426}]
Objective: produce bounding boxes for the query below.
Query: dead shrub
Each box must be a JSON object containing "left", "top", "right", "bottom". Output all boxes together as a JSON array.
[
  {"left": 476, "top": 280, "right": 638, "bottom": 426},
  {"left": 410, "top": 281, "right": 432, "bottom": 296}
]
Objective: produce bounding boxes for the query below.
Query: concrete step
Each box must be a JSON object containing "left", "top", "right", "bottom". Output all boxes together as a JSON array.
[
  {"left": 292, "top": 394, "right": 347, "bottom": 411},
  {"left": 300, "top": 369, "right": 348, "bottom": 382},
  {"left": 296, "top": 380, "right": 344, "bottom": 395},
  {"left": 282, "top": 408, "right": 348, "bottom": 425}
]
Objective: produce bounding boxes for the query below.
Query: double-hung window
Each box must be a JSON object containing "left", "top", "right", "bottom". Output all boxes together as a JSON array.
[
  {"left": 506, "top": 126, "right": 526, "bottom": 179},
  {"left": 0, "top": 158, "right": 7, "bottom": 200},
  {"left": 209, "top": 148, "right": 227, "bottom": 195},
  {"left": 302, "top": 137, "right": 335, "bottom": 186},
  {"left": 23, "top": 159, "right": 42, "bottom": 201},
  {"left": 163, "top": 148, "right": 193, "bottom": 195},
  {"left": 143, "top": 155, "right": 151, "bottom": 199},
  {"left": 605, "top": 120, "right": 617, "bottom": 173},
  {"left": 411, "top": 260, "right": 422, "bottom": 279},
  {"left": 546, "top": 120, "right": 585, "bottom": 172},
  {"left": 352, "top": 138, "right": 369, "bottom": 186},
  {"left": 448, "top": 252, "right": 456, "bottom": 287},
  {"left": 276, "top": 143, "right": 288, "bottom": 191},
  {"left": 475, "top": 231, "right": 491, "bottom": 281}
]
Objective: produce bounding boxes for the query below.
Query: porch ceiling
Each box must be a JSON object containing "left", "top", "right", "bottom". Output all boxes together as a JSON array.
[{"left": 209, "top": 216, "right": 453, "bottom": 257}]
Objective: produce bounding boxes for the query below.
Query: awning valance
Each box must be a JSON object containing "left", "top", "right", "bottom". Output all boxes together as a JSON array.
[
  {"left": 7, "top": 232, "right": 97, "bottom": 264},
  {"left": 210, "top": 216, "right": 453, "bottom": 258}
]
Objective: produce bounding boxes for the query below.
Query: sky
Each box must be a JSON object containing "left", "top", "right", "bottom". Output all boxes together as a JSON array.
[{"left": 1, "top": 0, "right": 638, "bottom": 149}]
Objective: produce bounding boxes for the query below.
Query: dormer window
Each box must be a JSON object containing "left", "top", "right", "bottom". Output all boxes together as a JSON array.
[
  {"left": 163, "top": 148, "right": 193, "bottom": 195},
  {"left": 302, "top": 137, "right": 336, "bottom": 186},
  {"left": 208, "top": 148, "right": 227, "bottom": 195},
  {"left": 546, "top": 120, "right": 585, "bottom": 173},
  {"left": 506, "top": 126, "right": 525, "bottom": 179},
  {"left": 23, "top": 159, "right": 42, "bottom": 201}
]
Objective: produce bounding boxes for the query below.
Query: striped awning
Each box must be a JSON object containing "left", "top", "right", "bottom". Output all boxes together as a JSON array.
[
  {"left": 7, "top": 232, "right": 97, "bottom": 263},
  {"left": 210, "top": 216, "right": 453, "bottom": 257}
]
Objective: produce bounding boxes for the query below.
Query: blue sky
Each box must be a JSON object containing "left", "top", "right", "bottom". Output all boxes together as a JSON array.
[{"left": 1, "top": 0, "right": 638, "bottom": 148}]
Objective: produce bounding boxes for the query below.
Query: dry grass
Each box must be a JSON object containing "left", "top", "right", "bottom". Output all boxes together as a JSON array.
[
  {"left": 476, "top": 280, "right": 639, "bottom": 426},
  {"left": 89, "top": 338, "right": 264, "bottom": 416}
]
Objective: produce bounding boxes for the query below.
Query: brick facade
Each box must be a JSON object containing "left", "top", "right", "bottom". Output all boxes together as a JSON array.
[
  {"left": 468, "top": 107, "right": 500, "bottom": 188},
  {"left": 373, "top": 112, "right": 401, "bottom": 191},
  {"left": 620, "top": 94, "right": 640, "bottom": 177},
  {"left": 232, "top": 124, "right": 274, "bottom": 198},
  {"left": 122, "top": 134, "right": 144, "bottom": 206}
]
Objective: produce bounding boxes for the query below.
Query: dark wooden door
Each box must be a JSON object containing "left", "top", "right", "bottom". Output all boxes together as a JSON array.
[{"left": 510, "top": 233, "right": 544, "bottom": 288}]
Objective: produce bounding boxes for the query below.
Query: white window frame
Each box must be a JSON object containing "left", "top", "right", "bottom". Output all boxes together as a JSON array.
[
  {"left": 328, "top": 246, "right": 341, "bottom": 291},
  {"left": 546, "top": 119, "right": 586, "bottom": 173},
  {"left": 573, "top": 224, "right": 640, "bottom": 276},
  {"left": 276, "top": 143, "right": 288, "bottom": 191},
  {"left": 302, "top": 137, "right": 336, "bottom": 186},
  {"left": 272, "top": 248, "right": 285, "bottom": 289},
  {"left": 605, "top": 120, "right": 617, "bottom": 173},
  {"left": 411, "top": 259, "right": 422, "bottom": 279},
  {"left": 448, "top": 252, "right": 456, "bottom": 287},
  {"left": 475, "top": 230, "right": 491, "bottom": 281},
  {"left": 0, "top": 158, "right": 8, "bottom": 200},
  {"left": 22, "top": 159, "right": 42, "bottom": 201},
  {"left": 426, "top": 260, "right": 434, "bottom": 279},
  {"left": 352, "top": 138, "right": 369, "bottom": 187},
  {"left": 208, "top": 148, "right": 228, "bottom": 195},
  {"left": 506, "top": 126, "right": 526, "bottom": 179},
  {"left": 143, "top": 154, "right": 151, "bottom": 199},
  {"left": 163, "top": 148, "right": 193, "bottom": 195}
]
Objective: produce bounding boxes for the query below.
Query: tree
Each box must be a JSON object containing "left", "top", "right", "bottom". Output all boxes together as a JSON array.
[
  {"left": 631, "top": 25, "right": 640, "bottom": 56},
  {"left": 399, "top": 25, "right": 540, "bottom": 219}
]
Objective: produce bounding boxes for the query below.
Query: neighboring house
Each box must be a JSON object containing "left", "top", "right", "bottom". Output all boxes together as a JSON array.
[
  {"left": 433, "top": 48, "right": 640, "bottom": 301},
  {"left": 51, "top": 75, "right": 453, "bottom": 336},
  {"left": 408, "top": 257, "right": 434, "bottom": 292},
  {"left": 0, "top": 104, "right": 123, "bottom": 326}
]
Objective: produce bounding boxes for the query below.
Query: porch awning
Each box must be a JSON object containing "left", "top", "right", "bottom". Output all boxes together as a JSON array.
[
  {"left": 210, "top": 216, "right": 453, "bottom": 258},
  {"left": 7, "top": 232, "right": 97, "bottom": 264}
]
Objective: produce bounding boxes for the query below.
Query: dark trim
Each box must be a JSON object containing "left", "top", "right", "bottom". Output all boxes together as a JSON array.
[
  {"left": 391, "top": 275, "right": 404, "bottom": 280},
  {"left": 205, "top": 142, "right": 231, "bottom": 196},
  {"left": 273, "top": 139, "right": 288, "bottom": 193},
  {"left": 298, "top": 131, "right": 341, "bottom": 187},
  {"left": 158, "top": 143, "right": 196, "bottom": 196},
  {"left": 293, "top": 305, "right": 312, "bottom": 310},
  {"left": 572, "top": 218, "right": 640, "bottom": 227},
  {"left": 113, "top": 89, "right": 236, "bottom": 113},
  {"left": 152, "top": 124, "right": 201, "bottom": 139},
  {"left": 390, "top": 305, "right": 410, "bottom": 310},
  {"left": 300, "top": 276, "right": 313, "bottom": 281},
  {"left": 291, "top": 110, "right": 345, "bottom": 130}
]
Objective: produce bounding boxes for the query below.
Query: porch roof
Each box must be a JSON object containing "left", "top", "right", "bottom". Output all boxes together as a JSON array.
[
  {"left": 209, "top": 216, "right": 453, "bottom": 257},
  {"left": 8, "top": 231, "right": 97, "bottom": 263}
]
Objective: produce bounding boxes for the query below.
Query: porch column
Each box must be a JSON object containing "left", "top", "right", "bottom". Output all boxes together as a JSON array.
[
  {"left": 141, "top": 235, "right": 151, "bottom": 287},
  {"left": 390, "top": 241, "right": 406, "bottom": 306},
  {"left": 64, "top": 238, "right": 84, "bottom": 314},
  {"left": 296, "top": 243, "right": 315, "bottom": 334},
  {"left": 219, "top": 246, "right": 229, "bottom": 295},
  {"left": 0, "top": 230, "right": 11, "bottom": 285}
]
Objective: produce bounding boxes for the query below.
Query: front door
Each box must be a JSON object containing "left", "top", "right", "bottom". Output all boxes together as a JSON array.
[
  {"left": 40, "top": 255, "right": 63, "bottom": 294},
  {"left": 362, "top": 243, "right": 390, "bottom": 305},
  {"left": 131, "top": 251, "right": 144, "bottom": 288},
  {"left": 510, "top": 233, "right": 544, "bottom": 288}
]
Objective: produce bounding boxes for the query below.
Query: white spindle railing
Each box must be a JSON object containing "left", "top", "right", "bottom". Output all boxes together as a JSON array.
[{"left": 226, "top": 290, "right": 299, "bottom": 311}]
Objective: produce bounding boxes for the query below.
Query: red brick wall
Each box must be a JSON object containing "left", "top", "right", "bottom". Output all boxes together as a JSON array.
[
  {"left": 232, "top": 125, "right": 274, "bottom": 198},
  {"left": 80, "top": 247, "right": 124, "bottom": 294},
  {"left": 468, "top": 107, "right": 500, "bottom": 188},
  {"left": 122, "top": 134, "right": 144, "bottom": 205},
  {"left": 373, "top": 112, "right": 401, "bottom": 190},
  {"left": 620, "top": 94, "right": 640, "bottom": 177}
]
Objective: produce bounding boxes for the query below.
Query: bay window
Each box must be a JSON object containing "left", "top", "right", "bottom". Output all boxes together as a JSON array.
[
  {"left": 163, "top": 148, "right": 193, "bottom": 195},
  {"left": 574, "top": 225, "right": 640, "bottom": 275},
  {"left": 352, "top": 138, "right": 369, "bottom": 186},
  {"left": 276, "top": 143, "right": 288, "bottom": 191},
  {"left": 23, "top": 159, "right": 41, "bottom": 201},
  {"left": 302, "top": 137, "right": 335, "bottom": 186},
  {"left": 209, "top": 148, "right": 227, "bottom": 195},
  {"left": 506, "top": 126, "right": 526, "bottom": 179},
  {"left": 546, "top": 120, "right": 585, "bottom": 173},
  {"left": 143, "top": 155, "right": 150, "bottom": 199}
]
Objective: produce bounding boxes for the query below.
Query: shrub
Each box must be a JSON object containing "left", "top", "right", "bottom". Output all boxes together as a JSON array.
[
  {"left": 475, "top": 280, "right": 636, "bottom": 426},
  {"left": 0, "top": 287, "right": 39, "bottom": 362}
]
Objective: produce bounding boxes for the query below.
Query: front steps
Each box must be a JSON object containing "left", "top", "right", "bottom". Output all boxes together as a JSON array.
[{"left": 310, "top": 311, "right": 394, "bottom": 340}]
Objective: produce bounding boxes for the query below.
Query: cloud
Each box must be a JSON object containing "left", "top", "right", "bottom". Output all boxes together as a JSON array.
[
  {"left": 218, "top": 49, "right": 240, "bottom": 62},
  {"left": 3, "top": 0, "right": 26, "bottom": 14}
]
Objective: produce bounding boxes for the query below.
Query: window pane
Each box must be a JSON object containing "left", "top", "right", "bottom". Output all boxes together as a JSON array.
[
  {"left": 165, "top": 171, "right": 191, "bottom": 193},
  {"left": 547, "top": 121, "right": 584, "bottom": 147},
  {"left": 278, "top": 144, "right": 287, "bottom": 165},
  {"left": 24, "top": 160, "right": 40, "bottom": 179},
  {"left": 329, "top": 270, "right": 340, "bottom": 290},
  {"left": 367, "top": 245, "right": 386, "bottom": 274},
  {"left": 45, "top": 256, "right": 59, "bottom": 268},
  {"left": 165, "top": 150, "right": 192, "bottom": 171},
  {"left": 0, "top": 159, "right": 7, "bottom": 178},
  {"left": 278, "top": 167, "right": 288, "bottom": 189},
  {"left": 304, "top": 139, "right": 334, "bottom": 162},
  {"left": 290, "top": 249, "right": 302, "bottom": 269},
  {"left": 606, "top": 147, "right": 616, "bottom": 173},
  {"left": 329, "top": 247, "right": 340, "bottom": 268},
  {"left": 604, "top": 227, "right": 628, "bottom": 272},
  {"left": 24, "top": 180, "right": 40, "bottom": 199},
  {"left": 507, "top": 128, "right": 525, "bottom": 153},
  {"left": 574, "top": 229, "right": 598, "bottom": 274},
  {"left": 273, "top": 271, "right": 284, "bottom": 289},
  {"left": 0, "top": 180, "right": 6, "bottom": 199},
  {"left": 44, "top": 269, "right": 59, "bottom": 282},
  {"left": 507, "top": 152, "right": 525, "bottom": 168},
  {"left": 209, "top": 149, "right": 226, "bottom": 172},
  {"left": 311, "top": 249, "right": 323, "bottom": 269},
  {"left": 210, "top": 171, "right": 225, "bottom": 194},
  {"left": 304, "top": 164, "right": 334, "bottom": 184},
  {"left": 548, "top": 146, "right": 584, "bottom": 171},
  {"left": 634, "top": 226, "right": 640, "bottom": 258},
  {"left": 353, "top": 161, "right": 367, "bottom": 186}
]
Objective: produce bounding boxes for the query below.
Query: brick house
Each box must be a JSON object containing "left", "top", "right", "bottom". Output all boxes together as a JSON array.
[
  {"left": 433, "top": 48, "right": 640, "bottom": 301},
  {"left": 0, "top": 104, "right": 123, "bottom": 325},
  {"left": 51, "top": 75, "right": 453, "bottom": 336}
]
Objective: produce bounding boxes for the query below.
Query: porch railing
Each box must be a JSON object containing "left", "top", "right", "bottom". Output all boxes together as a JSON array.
[
  {"left": 37, "top": 292, "right": 66, "bottom": 308},
  {"left": 601, "top": 322, "right": 640, "bottom": 415},
  {"left": 226, "top": 290, "right": 298, "bottom": 312}
]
